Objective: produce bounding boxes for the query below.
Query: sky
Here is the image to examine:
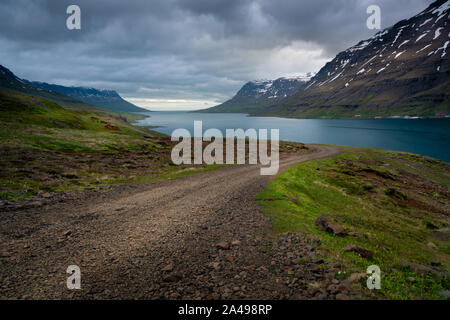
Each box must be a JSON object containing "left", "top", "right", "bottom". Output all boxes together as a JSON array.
[{"left": 0, "top": 0, "right": 434, "bottom": 110}]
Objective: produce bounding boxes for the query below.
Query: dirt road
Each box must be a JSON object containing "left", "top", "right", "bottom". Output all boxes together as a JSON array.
[{"left": 0, "top": 145, "right": 347, "bottom": 299}]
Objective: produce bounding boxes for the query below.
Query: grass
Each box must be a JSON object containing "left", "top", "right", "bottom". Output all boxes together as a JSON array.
[
  {"left": 258, "top": 148, "right": 450, "bottom": 299},
  {"left": 0, "top": 90, "right": 221, "bottom": 200}
]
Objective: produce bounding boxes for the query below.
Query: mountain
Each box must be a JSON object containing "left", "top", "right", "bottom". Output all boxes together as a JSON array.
[
  {"left": 202, "top": 74, "right": 313, "bottom": 113},
  {"left": 26, "top": 81, "right": 148, "bottom": 113},
  {"left": 206, "top": 0, "right": 450, "bottom": 118},
  {"left": 0, "top": 64, "right": 149, "bottom": 113},
  {"left": 265, "top": 0, "right": 450, "bottom": 118},
  {"left": 0, "top": 64, "right": 89, "bottom": 108}
]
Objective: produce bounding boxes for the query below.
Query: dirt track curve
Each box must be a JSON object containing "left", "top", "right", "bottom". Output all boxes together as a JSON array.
[{"left": 1, "top": 145, "right": 350, "bottom": 300}]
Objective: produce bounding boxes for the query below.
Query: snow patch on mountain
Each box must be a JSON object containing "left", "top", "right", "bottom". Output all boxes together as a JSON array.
[
  {"left": 416, "top": 32, "right": 430, "bottom": 42},
  {"left": 431, "top": 0, "right": 450, "bottom": 15},
  {"left": 395, "top": 51, "right": 406, "bottom": 58},
  {"left": 434, "top": 27, "right": 443, "bottom": 39}
]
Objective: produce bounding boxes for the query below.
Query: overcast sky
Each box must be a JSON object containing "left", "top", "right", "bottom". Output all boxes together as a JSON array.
[{"left": 0, "top": 0, "right": 434, "bottom": 110}]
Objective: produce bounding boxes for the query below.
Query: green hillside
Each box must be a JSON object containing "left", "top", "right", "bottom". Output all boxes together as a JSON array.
[
  {"left": 259, "top": 148, "right": 450, "bottom": 299},
  {"left": 0, "top": 90, "right": 199, "bottom": 200}
]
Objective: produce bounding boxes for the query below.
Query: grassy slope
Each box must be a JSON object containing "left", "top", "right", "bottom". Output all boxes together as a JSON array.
[
  {"left": 61, "top": 102, "right": 148, "bottom": 123},
  {"left": 198, "top": 96, "right": 280, "bottom": 114},
  {"left": 258, "top": 148, "right": 450, "bottom": 299},
  {"left": 0, "top": 90, "right": 211, "bottom": 200},
  {"left": 261, "top": 78, "right": 450, "bottom": 119},
  {"left": 0, "top": 81, "right": 148, "bottom": 123}
]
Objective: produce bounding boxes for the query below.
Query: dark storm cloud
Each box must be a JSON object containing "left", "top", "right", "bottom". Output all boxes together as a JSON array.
[{"left": 0, "top": 0, "right": 434, "bottom": 109}]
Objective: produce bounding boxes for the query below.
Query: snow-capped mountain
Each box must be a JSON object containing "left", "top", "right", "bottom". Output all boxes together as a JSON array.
[
  {"left": 244, "top": 74, "right": 314, "bottom": 100},
  {"left": 26, "top": 81, "right": 148, "bottom": 113},
  {"left": 203, "top": 73, "right": 314, "bottom": 113},
  {"left": 266, "top": 0, "right": 450, "bottom": 118}
]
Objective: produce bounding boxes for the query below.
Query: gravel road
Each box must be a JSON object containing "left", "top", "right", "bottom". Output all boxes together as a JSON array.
[{"left": 1, "top": 145, "right": 354, "bottom": 300}]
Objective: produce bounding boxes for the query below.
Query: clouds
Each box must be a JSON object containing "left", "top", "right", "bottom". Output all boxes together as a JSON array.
[{"left": 0, "top": 0, "right": 433, "bottom": 110}]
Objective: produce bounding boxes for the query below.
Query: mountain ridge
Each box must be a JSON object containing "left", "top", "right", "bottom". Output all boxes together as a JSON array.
[
  {"left": 200, "top": 73, "right": 313, "bottom": 113},
  {"left": 203, "top": 0, "right": 450, "bottom": 118},
  {"left": 26, "top": 81, "right": 149, "bottom": 113},
  {"left": 0, "top": 64, "right": 149, "bottom": 114}
]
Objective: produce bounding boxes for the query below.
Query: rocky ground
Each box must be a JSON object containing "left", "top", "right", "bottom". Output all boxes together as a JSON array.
[{"left": 0, "top": 145, "right": 366, "bottom": 300}]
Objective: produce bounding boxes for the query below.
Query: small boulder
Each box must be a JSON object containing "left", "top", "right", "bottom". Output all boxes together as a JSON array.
[
  {"left": 438, "top": 291, "right": 450, "bottom": 299},
  {"left": 31, "top": 201, "right": 43, "bottom": 207},
  {"left": 343, "top": 244, "right": 373, "bottom": 259},
  {"left": 427, "top": 242, "right": 438, "bottom": 250},
  {"left": 209, "top": 262, "right": 220, "bottom": 270},
  {"left": 335, "top": 293, "right": 350, "bottom": 300},
  {"left": 161, "top": 263, "right": 174, "bottom": 272},
  {"left": 216, "top": 241, "right": 230, "bottom": 250},
  {"left": 348, "top": 273, "right": 366, "bottom": 282},
  {"left": 348, "top": 231, "right": 364, "bottom": 238},
  {"left": 314, "top": 259, "right": 324, "bottom": 264},
  {"left": 0, "top": 252, "right": 11, "bottom": 258},
  {"left": 398, "top": 260, "right": 447, "bottom": 279},
  {"left": 162, "top": 274, "right": 182, "bottom": 282},
  {"left": 315, "top": 215, "right": 347, "bottom": 236},
  {"left": 231, "top": 240, "right": 241, "bottom": 246}
]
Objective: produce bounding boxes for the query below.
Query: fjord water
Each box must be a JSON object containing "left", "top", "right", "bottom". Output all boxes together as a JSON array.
[{"left": 136, "top": 112, "right": 450, "bottom": 162}]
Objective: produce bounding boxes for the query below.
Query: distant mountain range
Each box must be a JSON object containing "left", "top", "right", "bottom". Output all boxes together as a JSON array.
[
  {"left": 0, "top": 65, "right": 148, "bottom": 113},
  {"left": 25, "top": 81, "right": 147, "bottom": 113},
  {"left": 202, "top": 74, "right": 314, "bottom": 113},
  {"left": 204, "top": 0, "right": 450, "bottom": 118}
]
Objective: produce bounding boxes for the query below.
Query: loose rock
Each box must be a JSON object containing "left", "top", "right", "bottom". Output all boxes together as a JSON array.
[
  {"left": 216, "top": 241, "right": 230, "bottom": 250},
  {"left": 398, "top": 260, "right": 447, "bottom": 279},
  {"left": 162, "top": 274, "right": 182, "bottom": 282},
  {"left": 162, "top": 264, "right": 174, "bottom": 272},
  {"left": 315, "top": 215, "right": 347, "bottom": 236},
  {"left": 427, "top": 242, "right": 438, "bottom": 250},
  {"left": 343, "top": 244, "right": 373, "bottom": 260}
]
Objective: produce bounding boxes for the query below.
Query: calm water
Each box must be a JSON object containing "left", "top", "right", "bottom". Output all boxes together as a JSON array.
[{"left": 135, "top": 112, "right": 450, "bottom": 162}]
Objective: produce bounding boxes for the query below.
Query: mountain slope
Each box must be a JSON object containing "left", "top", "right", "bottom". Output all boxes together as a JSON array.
[
  {"left": 26, "top": 81, "right": 149, "bottom": 113},
  {"left": 0, "top": 89, "right": 172, "bottom": 200},
  {"left": 262, "top": 0, "right": 450, "bottom": 118},
  {"left": 0, "top": 64, "right": 91, "bottom": 109},
  {"left": 202, "top": 74, "right": 313, "bottom": 113},
  {"left": 0, "top": 64, "right": 149, "bottom": 114}
]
